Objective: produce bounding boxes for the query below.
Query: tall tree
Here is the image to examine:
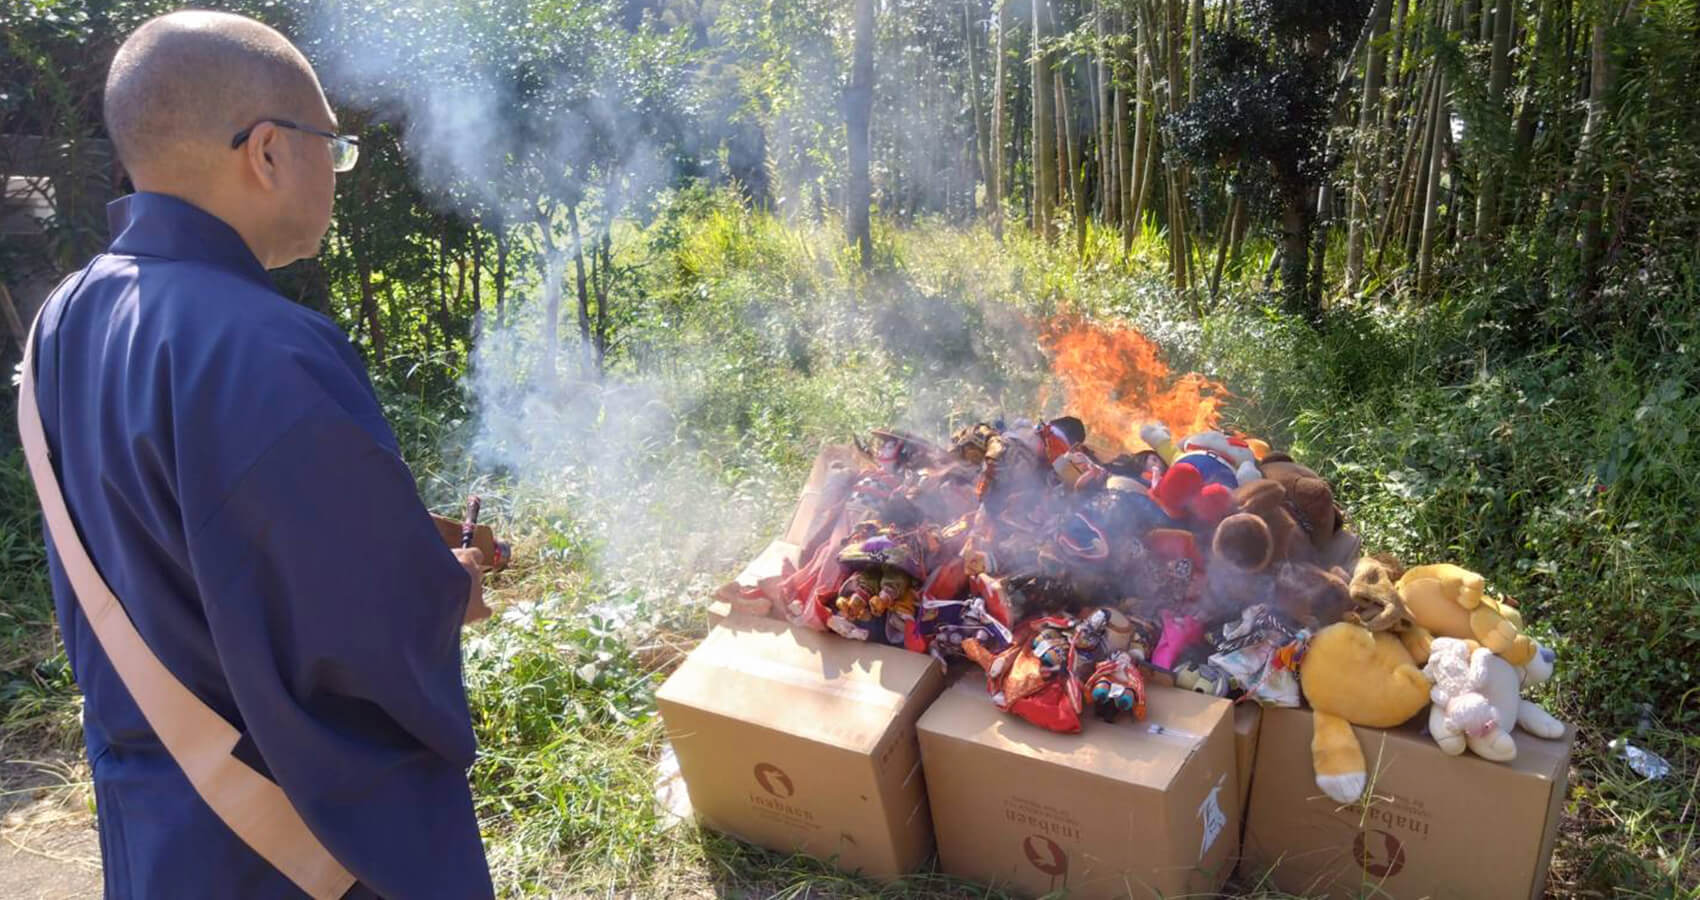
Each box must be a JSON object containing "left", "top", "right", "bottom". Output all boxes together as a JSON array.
[
  {"left": 989, "top": 0, "right": 1009, "bottom": 236},
  {"left": 1345, "top": 0, "right": 1392, "bottom": 292},
  {"left": 1032, "top": 0, "right": 1058, "bottom": 240},
  {"left": 1172, "top": 0, "right": 1372, "bottom": 319},
  {"left": 847, "top": 0, "right": 876, "bottom": 266},
  {"left": 1474, "top": 0, "right": 1517, "bottom": 238}
]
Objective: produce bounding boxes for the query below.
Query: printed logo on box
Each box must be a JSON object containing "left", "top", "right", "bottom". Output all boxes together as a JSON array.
[
  {"left": 753, "top": 762, "right": 795, "bottom": 799},
  {"left": 1003, "top": 795, "right": 1082, "bottom": 840},
  {"left": 1347, "top": 793, "right": 1432, "bottom": 840},
  {"left": 749, "top": 762, "right": 818, "bottom": 831},
  {"left": 1353, "top": 829, "right": 1407, "bottom": 878},
  {"left": 1023, "top": 834, "right": 1069, "bottom": 877},
  {"left": 1196, "top": 774, "right": 1227, "bottom": 859}
]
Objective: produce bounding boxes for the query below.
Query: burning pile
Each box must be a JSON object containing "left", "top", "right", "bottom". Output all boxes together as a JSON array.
[
  {"left": 716, "top": 318, "right": 1568, "bottom": 812},
  {"left": 740, "top": 415, "right": 1362, "bottom": 734},
  {"left": 719, "top": 318, "right": 1365, "bottom": 734}
]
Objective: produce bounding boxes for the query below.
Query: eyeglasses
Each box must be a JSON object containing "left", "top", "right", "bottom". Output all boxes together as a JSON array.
[{"left": 230, "top": 118, "right": 360, "bottom": 173}]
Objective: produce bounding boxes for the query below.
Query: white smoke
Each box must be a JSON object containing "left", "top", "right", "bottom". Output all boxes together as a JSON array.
[{"left": 299, "top": 0, "right": 1081, "bottom": 603}]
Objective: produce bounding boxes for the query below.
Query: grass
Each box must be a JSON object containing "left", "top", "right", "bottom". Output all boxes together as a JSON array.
[{"left": 2, "top": 184, "right": 1697, "bottom": 897}]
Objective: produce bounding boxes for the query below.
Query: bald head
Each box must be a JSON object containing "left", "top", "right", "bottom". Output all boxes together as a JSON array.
[{"left": 104, "top": 11, "right": 328, "bottom": 180}]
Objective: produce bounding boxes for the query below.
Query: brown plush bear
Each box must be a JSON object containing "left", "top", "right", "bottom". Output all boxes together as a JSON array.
[
  {"left": 1274, "top": 561, "right": 1352, "bottom": 627},
  {"left": 1257, "top": 453, "right": 1358, "bottom": 568},
  {"left": 1230, "top": 478, "right": 1303, "bottom": 564},
  {"left": 1212, "top": 512, "right": 1275, "bottom": 573}
]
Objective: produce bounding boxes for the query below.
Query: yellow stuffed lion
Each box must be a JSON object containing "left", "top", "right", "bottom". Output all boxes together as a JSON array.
[
  {"left": 1297, "top": 622, "right": 1432, "bottom": 804},
  {"left": 1397, "top": 563, "right": 1536, "bottom": 666}
]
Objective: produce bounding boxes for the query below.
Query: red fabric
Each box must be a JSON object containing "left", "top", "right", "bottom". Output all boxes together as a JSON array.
[
  {"left": 972, "top": 574, "right": 1014, "bottom": 628},
  {"left": 1150, "top": 461, "right": 1202, "bottom": 519},
  {"left": 903, "top": 618, "right": 927, "bottom": 653},
  {"left": 1193, "top": 482, "right": 1235, "bottom": 524},
  {"left": 923, "top": 557, "right": 968, "bottom": 603},
  {"left": 1008, "top": 680, "right": 1082, "bottom": 733}
]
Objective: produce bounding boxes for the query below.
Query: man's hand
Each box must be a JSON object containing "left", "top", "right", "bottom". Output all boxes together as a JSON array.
[{"left": 452, "top": 548, "right": 491, "bottom": 624}]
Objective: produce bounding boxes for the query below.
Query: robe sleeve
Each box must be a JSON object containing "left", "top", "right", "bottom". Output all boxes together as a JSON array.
[{"left": 182, "top": 398, "right": 494, "bottom": 898}]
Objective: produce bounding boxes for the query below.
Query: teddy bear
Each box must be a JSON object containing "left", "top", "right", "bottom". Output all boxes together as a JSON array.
[
  {"left": 1398, "top": 563, "right": 1538, "bottom": 666},
  {"left": 1297, "top": 622, "right": 1433, "bottom": 804},
  {"left": 1253, "top": 453, "right": 1361, "bottom": 570},
  {"left": 1422, "top": 636, "right": 1565, "bottom": 761}
]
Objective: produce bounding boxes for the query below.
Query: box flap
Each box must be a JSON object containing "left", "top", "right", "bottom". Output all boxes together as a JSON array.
[
  {"left": 918, "top": 676, "right": 1226, "bottom": 792},
  {"left": 657, "top": 613, "right": 937, "bottom": 754}
]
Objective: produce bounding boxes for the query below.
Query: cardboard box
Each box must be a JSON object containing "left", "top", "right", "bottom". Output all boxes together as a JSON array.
[
  {"left": 655, "top": 613, "right": 945, "bottom": 880},
  {"left": 1232, "top": 702, "right": 1263, "bottom": 820},
  {"left": 918, "top": 680, "right": 1241, "bottom": 899},
  {"left": 1241, "top": 706, "right": 1574, "bottom": 899}
]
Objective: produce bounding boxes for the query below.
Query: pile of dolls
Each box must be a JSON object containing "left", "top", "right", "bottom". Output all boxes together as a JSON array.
[
  {"left": 752, "top": 417, "right": 1364, "bottom": 733},
  {"left": 722, "top": 415, "right": 1568, "bottom": 804}
]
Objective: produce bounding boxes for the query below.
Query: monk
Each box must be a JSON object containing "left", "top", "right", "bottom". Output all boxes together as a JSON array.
[{"left": 20, "top": 10, "right": 494, "bottom": 898}]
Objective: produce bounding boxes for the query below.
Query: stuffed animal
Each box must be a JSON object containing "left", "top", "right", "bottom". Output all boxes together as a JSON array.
[
  {"left": 1140, "top": 425, "right": 1260, "bottom": 525},
  {"left": 1297, "top": 622, "right": 1433, "bottom": 804},
  {"left": 1272, "top": 561, "right": 1353, "bottom": 629},
  {"left": 1255, "top": 453, "right": 1350, "bottom": 558},
  {"left": 1422, "top": 637, "right": 1564, "bottom": 761},
  {"left": 1398, "top": 563, "right": 1537, "bottom": 666},
  {"left": 1347, "top": 557, "right": 1413, "bottom": 632},
  {"left": 1229, "top": 479, "right": 1304, "bottom": 564}
]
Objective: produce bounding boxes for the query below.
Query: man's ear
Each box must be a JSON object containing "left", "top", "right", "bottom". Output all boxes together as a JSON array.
[{"left": 240, "top": 121, "right": 282, "bottom": 189}]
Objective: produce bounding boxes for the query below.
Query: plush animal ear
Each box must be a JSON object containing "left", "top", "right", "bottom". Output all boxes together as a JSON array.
[{"left": 1214, "top": 513, "right": 1274, "bottom": 572}]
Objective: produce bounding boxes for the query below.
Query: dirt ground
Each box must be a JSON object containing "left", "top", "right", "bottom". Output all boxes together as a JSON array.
[{"left": 0, "top": 755, "right": 102, "bottom": 900}]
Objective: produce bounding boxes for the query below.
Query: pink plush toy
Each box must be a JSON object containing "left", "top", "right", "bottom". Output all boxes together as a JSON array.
[{"left": 1152, "top": 609, "right": 1205, "bottom": 670}]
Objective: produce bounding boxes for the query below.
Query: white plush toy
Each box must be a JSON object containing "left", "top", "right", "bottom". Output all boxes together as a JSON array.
[{"left": 1422, "top": 636, "right": 1565, "bottom": 761}]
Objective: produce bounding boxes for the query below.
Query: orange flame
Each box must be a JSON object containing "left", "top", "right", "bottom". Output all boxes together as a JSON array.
[{"left": 1040, "top": 316, "right": 1233, "bottom": 454}]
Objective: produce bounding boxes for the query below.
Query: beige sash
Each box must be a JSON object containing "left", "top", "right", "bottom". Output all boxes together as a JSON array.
[{"left": 16, "top": 310, "right": 358, "bottom": 900}]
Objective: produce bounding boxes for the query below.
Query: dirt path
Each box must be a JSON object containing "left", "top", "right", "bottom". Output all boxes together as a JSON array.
[{"left": 0, "top": 756, "right": 102, "bottom": 900}]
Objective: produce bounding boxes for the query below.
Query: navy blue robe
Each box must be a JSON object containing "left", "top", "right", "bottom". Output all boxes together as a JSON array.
[{"left": 27, "top": 192, "right": 494, "bottom": 899}]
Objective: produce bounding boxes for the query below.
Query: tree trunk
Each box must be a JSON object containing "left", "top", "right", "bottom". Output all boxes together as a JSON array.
[
  {"left": 1113, "top": 80, "right": 1129, "bottom": 235},
  {"left": 494, "top": 227, "right": 508, "bottom": 329},
  {"left": 471, "top": 226, "right": 483, "bottom": 346},
  {"left": 1164, "top": 0, "right": 1191, "bottom": 291},
  {"left": 1379, "top": 0, "right": 1413, "bottom": 210},
  {"left": 1126, "top": 21, "right": 1150, "bottom": 253},
  {"left": 595, "top": 200, "right": 613, "bottom": 374},
  {"left": 1188, "top": 0, "right": 1203, "bottom": 104},
  {"left": 1209, "top": 182, "right": 1241, "bottom": 298},
  {"left": 356, "top": 251, "right": 385, "bottom": 364},
  {"left": 1345, "top": 0, "right": 1391, "bottom": 293},
  {"left": 1475, "top": 0, "right": 1516, "bottom": 239},
  {"left": 567, "top": 203, "right": 591, "bottom": 353},
  {"left": 1508, "top": 0, "right": 1553, "bottom": 228},
  {"left": 965, "top": 0, "right": 993, "bottom": 228},
  {"left": 1574, "top": 14, "right": 1611, "bottom": 285},
  {"left": 1381, "top": 64, "right": 1434, "bottom": 268},
  {"left": 990, "top": 0, "right": 1009, "bottom": 236},
  {"left": 1032, "top": 0, "right": 1057, "bottom": 241},
  {"left": 1418, "top": 62, "right": 1450, "bottom": 294},
  {"left": 537, "top": 213, "right": 565, "bottom": 384},
  {"left": 1280, "top": 191, "right": 1312, "bottom": 320},
  {"left": 1059, "top": 66, "right": 1087, "bottom": 256},
  {"left": 1096, "top": 0, "right": 1115, "bottom": 225},
  {"left": 847, "top": 0, "right": 876, "bottom": 266},
  {"left": 435, "top": 221, "right": 457, "bottom": 347}
]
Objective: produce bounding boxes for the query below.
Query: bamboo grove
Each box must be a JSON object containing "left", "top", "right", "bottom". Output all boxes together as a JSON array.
[
  {"left": 839, "top": 0, "right": 1700, "bottom": 320},
  {"left": 7, "top": 0, "right": 1700, "bottom": 390}
]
